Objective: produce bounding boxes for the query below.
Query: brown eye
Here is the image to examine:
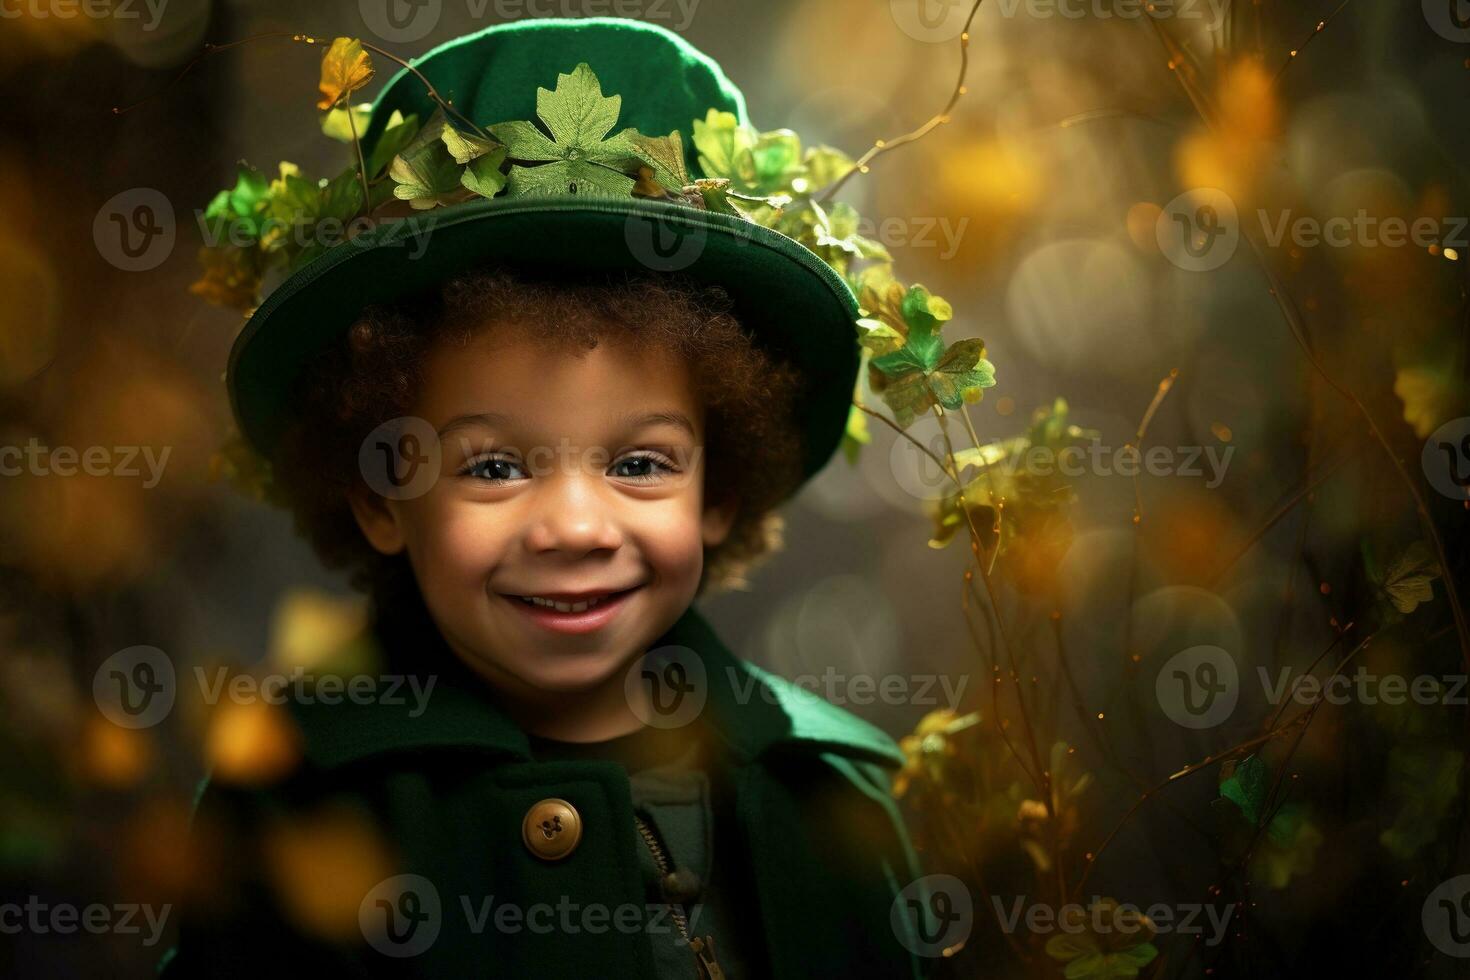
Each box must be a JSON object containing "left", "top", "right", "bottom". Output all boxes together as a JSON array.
[
  {"left": 463, "top": 455, "right": 526, "bottom": 482},
  {"left": 610, "top": 452, "right": 677, "bottom": 482}
]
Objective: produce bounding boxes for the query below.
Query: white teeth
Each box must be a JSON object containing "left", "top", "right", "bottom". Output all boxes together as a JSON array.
[{"left": 518, "top": 594, "right": 608, "bottom": 613}]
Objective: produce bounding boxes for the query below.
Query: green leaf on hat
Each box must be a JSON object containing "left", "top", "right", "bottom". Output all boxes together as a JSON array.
[
  {"left": 366, "top": 110, "right": 419, "bottom": 179},
  {"left": 462, "top": 147, "right": 509, "bottom": 199},
  {"left": 627, "top": 129, "right": 689, "bottom": 192},
  {"left": 489, "top": 63, "right": 643, "bottom": 199},
  {"left": 692, "top": 109, "right": 755, "bottom": 184},
  {"left": 262, "top": 163, "right": 320, "bottom": 252},
  {"left": 390, "top": 109, "right": 466, "bottom": 210},
  {"left": 441, "top": 122, "right": 500, "bottom": 165}
]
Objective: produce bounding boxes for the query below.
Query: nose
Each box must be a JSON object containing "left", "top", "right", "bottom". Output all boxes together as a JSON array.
[{"left": 522, "top": 469, "right": 625, "bottom": 557}]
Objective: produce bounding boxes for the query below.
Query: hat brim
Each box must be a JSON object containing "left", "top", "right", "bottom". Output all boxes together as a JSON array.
[{"left": 228, "top": 193, "right": 861, "bottom": 487}]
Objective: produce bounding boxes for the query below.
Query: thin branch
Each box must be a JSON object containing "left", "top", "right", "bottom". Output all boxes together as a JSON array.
[{"left": 813, "top": 0, "right": 986, "bottom": 204}]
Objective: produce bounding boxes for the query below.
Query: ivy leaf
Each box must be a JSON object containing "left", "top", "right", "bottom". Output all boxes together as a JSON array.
[
  {"left": 692, "top": 109, "right": 755, "bottom": 184},
  {"left": 1044, "top": 899, "right": 1159, "bottom": 979},
  {"left": 1381, "top": 541, "right": 1439, "bottom": 615},
  {"left": 317, "top": 37, "right": 375, "bottom": 111},
  {"left": 202, "top": 165, "right": 271, "bottom": 243},
  {"left": 441, "top": 122, "right": 500, "bottom": 165},
  {"left": 321, "top": 102, "right": 371, "bottom": 142},
  {"left": 857, "top": 317, "right": 904, "bottom": 356},
  {"left": 813, "top": 201, "right": 891, "bottom": 263},
  {"left": 190, "top": 244, "right": 262, "bottom": 312},
  {"left": 390, "top": 112, "right": 466, "bottom": 210},
  {"left": 262, "top": 162, "right": 320, "bottom": 252},
  {"left": 803, "top": 144, "right": 857, "bottom": 189},
  {"left": 748, "top": 128, "right": 804, "bottom": 193},
  {"left": 285, "top": 168, "right": 366, "bottom": 270},
  {"left": 628, "top": 129, "right": 689, "bottom": 191},
  {"left": 488, "top": 63, "right": 640, "bottom": 198},
  {"left": 366, "top": 110, "right": 419, "bottom": 179},
  {"left": 1219, "top": 754, "right": 1269, "bottom": 827},
  {"left": 461, "top": 147, "right": 508, "bottom": 199}
]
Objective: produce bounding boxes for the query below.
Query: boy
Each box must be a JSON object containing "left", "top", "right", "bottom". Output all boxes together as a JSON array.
[{"left": 161, "top": 17, "right": 933, "bottom": 980}]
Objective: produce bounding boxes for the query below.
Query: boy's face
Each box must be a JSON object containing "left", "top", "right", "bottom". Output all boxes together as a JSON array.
[{"left": 349, "top": 324, "right": 737, "bottom": 712}]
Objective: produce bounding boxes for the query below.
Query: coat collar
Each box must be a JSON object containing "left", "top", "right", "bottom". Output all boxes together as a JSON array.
[{"left": 287, "top": 593, "right": 903, "bottom": 772}]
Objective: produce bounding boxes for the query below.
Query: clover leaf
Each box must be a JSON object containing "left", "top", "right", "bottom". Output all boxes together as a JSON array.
[{"left": 870, "top": 284, "right": 995, "bottom": 428}]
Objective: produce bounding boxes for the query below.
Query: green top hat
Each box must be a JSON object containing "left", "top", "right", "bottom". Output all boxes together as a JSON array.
[{"left": 224, "top": 16, "right": 864, "bottom": 489}]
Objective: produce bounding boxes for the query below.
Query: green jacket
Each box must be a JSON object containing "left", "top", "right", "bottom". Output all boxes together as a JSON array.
[{"left": 156, "top": 600, "right": 931, "bottom": 979}]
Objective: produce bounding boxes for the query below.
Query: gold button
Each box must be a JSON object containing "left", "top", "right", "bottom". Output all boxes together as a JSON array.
[{"left": 522, "top": 798, "right": 582, "bottom": 861}]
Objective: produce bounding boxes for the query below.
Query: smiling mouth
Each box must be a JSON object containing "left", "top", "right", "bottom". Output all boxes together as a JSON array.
[{"left": 500, "top": 585, "right": 642, "bottom": 614}]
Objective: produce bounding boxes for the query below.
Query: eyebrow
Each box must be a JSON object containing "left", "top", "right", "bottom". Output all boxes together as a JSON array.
[{"left": 435, "top": 410, "right": 696, "bottom": 440}]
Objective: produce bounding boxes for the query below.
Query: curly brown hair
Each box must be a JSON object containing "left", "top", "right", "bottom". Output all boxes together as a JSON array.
[{"left": 271, "top": 263, "right": 807, "bottom": 604}]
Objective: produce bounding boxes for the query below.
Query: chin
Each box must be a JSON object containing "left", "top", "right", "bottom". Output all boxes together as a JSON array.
[{"left": 512, "top": 647, "right": 640, "bottom": 695}]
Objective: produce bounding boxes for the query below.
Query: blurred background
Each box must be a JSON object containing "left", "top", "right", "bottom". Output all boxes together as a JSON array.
[{"left": 2, "top": 0, "right": 1468, "bottom": 976}]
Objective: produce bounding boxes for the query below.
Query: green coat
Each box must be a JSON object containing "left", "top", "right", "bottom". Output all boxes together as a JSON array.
[{"left": 156, "top": 602, "right": 932, "bottom": 979}]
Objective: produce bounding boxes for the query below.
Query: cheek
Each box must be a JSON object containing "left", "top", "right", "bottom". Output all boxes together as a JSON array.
[
  {"left": 632, "top": 497, "right": 708, "bottom": 580},
  {"left": 401, "top": 497, "right": 508, "bottom": 581}
]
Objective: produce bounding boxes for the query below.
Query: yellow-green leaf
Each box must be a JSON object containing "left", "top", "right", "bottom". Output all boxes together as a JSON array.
[{"left": 317, "top": 37, "right": 375, "bottom": 111}]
